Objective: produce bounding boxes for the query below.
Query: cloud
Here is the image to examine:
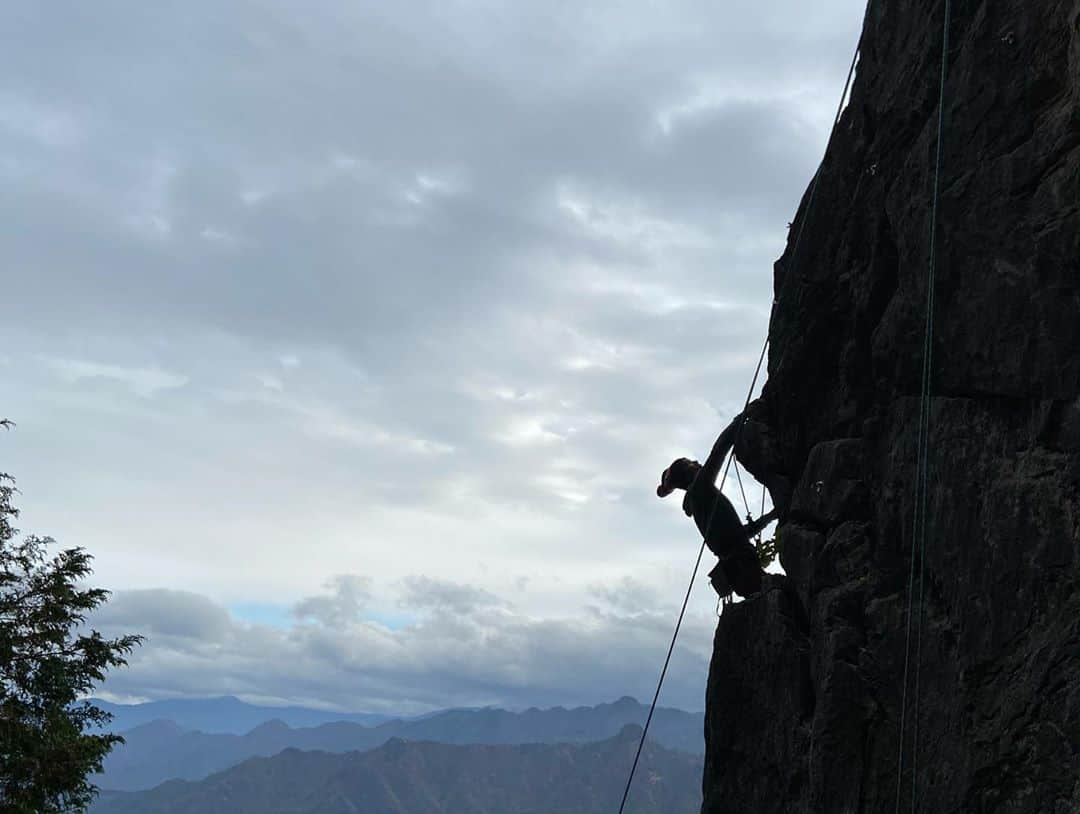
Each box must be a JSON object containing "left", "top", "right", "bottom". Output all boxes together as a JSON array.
[
  {"left": 589, "top": 577, "right": 666, "bottom": 617},
  {"left": 93, "top": 589, "right": 231, "bottom": 642},
  {"left": 293, "top": 575, "right": 371, "bottom": 627},
  {"left": 92, "top": 575, "right": 715, "bottom": 713},
  {"left": 46, "top": 358, "right": 188, "bottom": 398},
  {"left": 399, "top": 576, "right": 503, "bottom": 616},
  {"left": 2, "top": 0, "right": 865, "bottom": 710},
  {"left": 0, "top": 91, "right": 85, "bottom": 148}
]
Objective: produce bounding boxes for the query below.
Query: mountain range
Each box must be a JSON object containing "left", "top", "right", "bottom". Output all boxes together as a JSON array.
[
  {"left": 91, "top": 695, "right": 395, "bottom": 734},
  {"left": 97, "top": 696, "right": 703, "bottom": 791},
  {"left": 90, "top": 726, "right": 701, "bottom": 814}
]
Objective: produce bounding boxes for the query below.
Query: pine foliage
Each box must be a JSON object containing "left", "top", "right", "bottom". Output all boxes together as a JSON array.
[{"left": 0, "top": 425, "right": 143, "bottom": 812}]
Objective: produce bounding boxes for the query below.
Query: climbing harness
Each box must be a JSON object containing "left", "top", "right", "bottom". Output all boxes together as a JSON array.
[
  {"left": 895, "top": 2, "right": 951, "bottom": 813},
  {"left": 616, "top": 14, "right": 867, "bottom": 811},
  {"left": 734, "top": 458, "right": 775, "bottom": 567}
]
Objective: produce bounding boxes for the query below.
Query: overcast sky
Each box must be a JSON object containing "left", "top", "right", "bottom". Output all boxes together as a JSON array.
[{"left": 4, "top": 0, "right": 864, "bottom": 714}]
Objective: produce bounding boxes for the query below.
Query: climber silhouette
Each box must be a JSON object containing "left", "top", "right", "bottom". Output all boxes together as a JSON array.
[{"left": 657, "top": 413, "right": 776, "bottom": 598}]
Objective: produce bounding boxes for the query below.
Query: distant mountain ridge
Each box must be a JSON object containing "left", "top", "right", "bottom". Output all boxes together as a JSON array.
[
  {"left": 90, "top": 726, "right": 701, "bottom": 814},
  {"left": 90, "top": 695, "right": 395, "bottom": 734},
  {"left": 97, "top": 696, "right": 703, "bottom": 791}
]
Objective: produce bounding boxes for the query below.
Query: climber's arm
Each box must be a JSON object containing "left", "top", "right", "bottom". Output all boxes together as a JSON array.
[
  {"left": 692, "top": 413, "right": 745, "bottom": 494},
  {"left": 744, "top": 508, "right": 778, "bottom": 539}
]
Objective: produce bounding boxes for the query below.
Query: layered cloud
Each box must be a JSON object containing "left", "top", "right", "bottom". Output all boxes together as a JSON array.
[
  {"left": 3, "top": 0, "right": 865, "bottom": 708},
  {"left": 92, "top": 575, "right": 715, "bottom": 713}
]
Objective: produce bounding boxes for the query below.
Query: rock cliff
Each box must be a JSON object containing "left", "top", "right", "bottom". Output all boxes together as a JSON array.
[{"left": 704, "top": 2, "right": 1080, "bottom": 812}]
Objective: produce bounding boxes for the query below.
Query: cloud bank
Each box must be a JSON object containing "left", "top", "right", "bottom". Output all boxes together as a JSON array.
[
  {"left": 92, "top": 575, "right": 715, "bottom": 713},
  {"left": 4, "top": 0, "right": 865, "bottom": 709}
]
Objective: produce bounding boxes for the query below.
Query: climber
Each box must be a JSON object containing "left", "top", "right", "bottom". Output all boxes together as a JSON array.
[{"left": 657, "top": 413, "right": 777, "bottom": 598}]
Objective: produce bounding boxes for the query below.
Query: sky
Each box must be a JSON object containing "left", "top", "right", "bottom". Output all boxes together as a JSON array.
[{"left": 3, "top": 0, "right": 865, "bottom": 714}]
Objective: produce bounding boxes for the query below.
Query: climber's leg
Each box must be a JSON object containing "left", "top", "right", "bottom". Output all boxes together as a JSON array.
[
  {"left": 724, "top": 545, "right": 764, "bottom": 598},
  {"left": 708, "top": 562, "right": 732, "bottom": 598}
]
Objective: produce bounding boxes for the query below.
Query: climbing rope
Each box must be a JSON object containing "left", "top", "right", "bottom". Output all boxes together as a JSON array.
[
  {"left": 760, "top": 473, "right": 767, "bottom": 522},
  {"left": 732, "top": 458, "right": 753, "bottom": 518},
  {"left": 616, "top": 15, "right": 867, "bottom": 811},
  {"left": 894, "top": 2, "right": 952, "bottom": 813},
  {"left": 734, "top": 459, "right": 770, "bottom": 553},
  {"left": 616, "top": 346, "right": 766, "bottom": 814}
]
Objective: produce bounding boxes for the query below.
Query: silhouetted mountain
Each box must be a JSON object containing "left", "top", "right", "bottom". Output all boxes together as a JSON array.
[
  {"left": 91, "top": 695, "right": 393, "bottom": 734},
  {"left": 97, "top": 697, "right": 702, "bottom": 791},
  {"left": 392, "top": 697, "right": 701, "bottom": 752},
  {"left": 90, "top": 726, "right": 700, "bottom": 814}
]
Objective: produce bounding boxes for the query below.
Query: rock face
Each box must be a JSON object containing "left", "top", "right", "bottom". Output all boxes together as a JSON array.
[{"left": 703, "top": 2, "right": 1080, "bottom": 812}]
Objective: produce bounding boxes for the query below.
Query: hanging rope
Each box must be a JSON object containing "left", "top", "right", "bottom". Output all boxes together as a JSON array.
[
  {"left": 894, "top": 2, "right": 952, "bottom": 812},
  {"left": 616, "top": 14, "right": 867, "bottom": 812},
  {"left": 616, "top": 343, "right": 766, "bottom": 814},
  {"left": 733, "top": 459, "right": 753, "bottom": 518}
]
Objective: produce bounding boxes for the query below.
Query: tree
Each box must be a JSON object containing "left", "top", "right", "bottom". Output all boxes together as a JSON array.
[{"left": 0, "top": 423, "right": 143, "bottom": 813}]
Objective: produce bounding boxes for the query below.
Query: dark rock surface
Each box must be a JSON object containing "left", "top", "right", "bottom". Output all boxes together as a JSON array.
[{"left": 705, "top": 2, "right": 1080, "bottom": 812}]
